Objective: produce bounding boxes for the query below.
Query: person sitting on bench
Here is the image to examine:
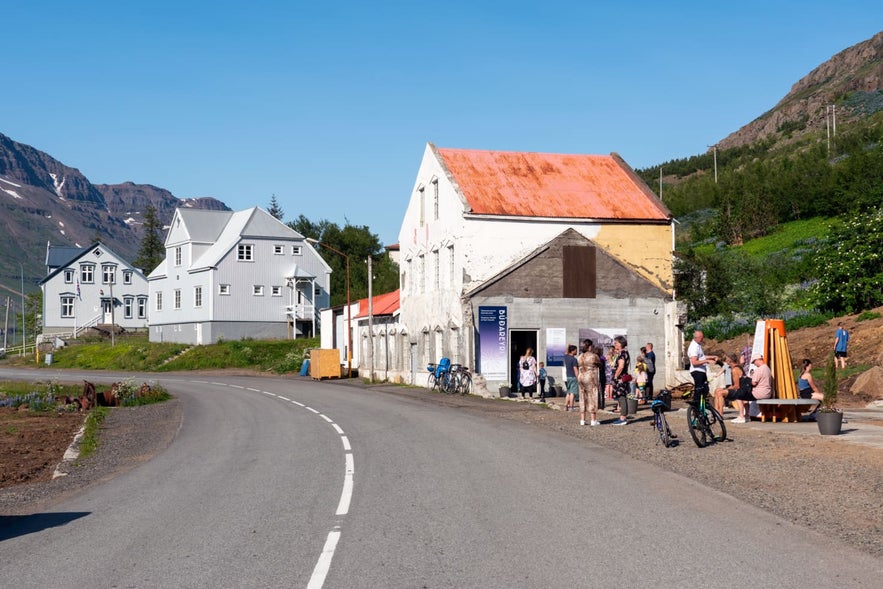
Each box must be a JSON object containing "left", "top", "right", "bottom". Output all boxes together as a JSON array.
[
  {"left": 797, "top": 358, "right": 824, "bottom": 420},
  {"left": 712, "top": 354, "right": 743, "bottom": 415},
  {"left": 728, "top": 353, "right": 772, "bottom": 423}
]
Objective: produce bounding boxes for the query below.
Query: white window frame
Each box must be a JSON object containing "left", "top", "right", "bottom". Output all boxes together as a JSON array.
[
  {"left": 238, "top": 243, "right": 254, "bottom": 261},
  {"left": 432, "top": 178, "right": 439, "bottom": 220},
  {"left": 156, "top": 291, "right": 163, "bottom": 311},
  {"left": 174, "top": 246, "right": 182, "bottom": 267},
  {"left": 137, "top": 297, "right": 147, "bottom": 319},
  {"left": 253, "top": 285, "right": 264, "bottom": 296},
  {"left": 123, "top": 270, "right": 132, "bottom": 285},
  {"left": 64, "top": 269, "right": 74, "bottom": 283},
  {"left": 194, "top": 286, "right": 203, "bottom": 308},
  {"left": 102, "top": 264, "right": 116, "bottom": 285},
  {"left": 219, "top": 284, "right": 231, "bottom": 296},
  {"left": 174, "top": 289, "right": 181, "bottom": 310},
  {"left": 271, "top": 286, "right": 282, "bottom": 297},
  {"left": 273, "top": 244, "right": 284, "bottom": 255},
  {"left": 124, "top": 297, "right": 133, "bottom": 319},
  {"left": 292, "top": 245, "right": 302, "bottom": 256},
  {"left": 81, "top": 264, "right": 95, "bottom": 284},
  {"left": 61, "top": 296, "right": 74, "bottom": 318}
]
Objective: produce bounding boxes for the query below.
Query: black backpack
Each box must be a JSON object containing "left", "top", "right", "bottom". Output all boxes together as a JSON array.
[{"left": 521, "top": 358, "right": 530, "bottom": 370}]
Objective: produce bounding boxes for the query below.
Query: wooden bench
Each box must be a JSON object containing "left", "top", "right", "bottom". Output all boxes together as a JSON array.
[{"left": 754, "top": 398, "right": 819, "bottom": 423}]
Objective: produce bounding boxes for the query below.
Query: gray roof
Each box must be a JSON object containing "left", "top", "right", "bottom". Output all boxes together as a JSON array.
[{"left": 45, "top": 245, "right": 87, "bottom": 270}]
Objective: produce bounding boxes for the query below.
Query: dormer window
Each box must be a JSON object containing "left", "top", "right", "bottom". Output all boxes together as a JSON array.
[{"left": 174, "top": 247, "right": 182, "bottom": 266}]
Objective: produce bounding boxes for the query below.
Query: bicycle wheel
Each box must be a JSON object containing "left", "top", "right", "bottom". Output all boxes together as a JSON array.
[
  {"left": 706, "top": 406, "right": 727, "bottom": 443},
  {"left": 441, "top": 372, "right": 456, "bottom": 394},
  {"left": 657, "top": 411, "right": 672, "bottom": 447},
  {"left": 427, "top": 372, "right": 438, "bottom": 391},
  {"left": 458, "top": 373, "right": 472, "bottom": 395},
  {"left": 686, "top": 404, "right": 708, "bottom": 447}
]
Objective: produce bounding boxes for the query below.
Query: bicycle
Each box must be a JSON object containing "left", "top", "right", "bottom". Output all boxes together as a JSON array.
[
  {"left": 685, "top": 384, "right": 727, "bottom": 447},
  {"left": 650, "top": 389, "right": 677, "bottom": 447},
  {"left": 452, "top": 365, "right": 472, "bottom": 395},
  {"left": 427, "top": 358, "right": 456, "bottom": 394}
]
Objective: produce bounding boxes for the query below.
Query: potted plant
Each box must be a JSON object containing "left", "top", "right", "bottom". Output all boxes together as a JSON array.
[
  {"left": 626, "top": 393, "right": 639, "bottom": 416},
  {"left": 817, "top": 354, "right": 843, "bottom": 435}
]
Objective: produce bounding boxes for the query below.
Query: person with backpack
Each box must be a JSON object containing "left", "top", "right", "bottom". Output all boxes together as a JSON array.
[{"left": 519, "top": 347, "right": 538, "bottom": 398}]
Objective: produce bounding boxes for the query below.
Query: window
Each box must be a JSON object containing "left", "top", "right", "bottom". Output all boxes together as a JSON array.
[
  {"left": 81, "top": 264, "right": 94, "bottom": 284},
  {"left": 124, "top": 297, "right": 133, "bottom": 319},
  {"left": 253, "top": 285, "right": 264, "bottom": 296},
  {"left": 123, "top": 270, "right": 132, "bottom": 285},
  {"left": 137, "top": 297, "right": 147, "bottom": 319},
  {"left": 174, "top": 289, "right": 181, "bottom": 309},
  {"left": 419, "top": 254, "right": 425, "bottom": 293},
  {"left": 156, "top": 291, "right": 163, "bottom": 311},
  {"left": 433, "top": 249, "right": 440, "bottom": 290},
  {"left": 418, "top": 186, "right": 425, "bottom": 226},
  {"left": 274, "top": 245, "right": 284, "bottom": 255},
  {"left": 102, "top": 265, "right": 116, "bottom": 284},
  {"left": 174, "top": 247, "right": 182, "bottom": 267},
  {"left": 314, "top": 285, "right": 321, "bottom": 296},
  {"left": 271, "top": 286, "right": 282, "bottom": 297},
  {"left": 292, "top": 245, "right": 302, "bottom": 256},
  {"left": 219, "top": 284, "right": 231, "bottom": 295},
  {"left": 61, "top": 296, "right": 74, "bottom": 318},
  {"left": 194, "top": 286, "right": 203, "bottom": 308},
  {"left": 238, "top": 244, "right": 254, "bottom": 261},
  {"left": 562, "top": 245, "right": 597, "bottom": 298},
  {"left": 64, "top": 269, "right": 74, "bottom": 283},
  {"left": 432, "top": 178, "right": 439, "bottom": 220},
  {"left": 448, "top": 245, "right": 455, "bottom": 285}
]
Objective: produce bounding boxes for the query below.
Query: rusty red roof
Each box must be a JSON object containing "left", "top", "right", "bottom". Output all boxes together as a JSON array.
[
  {"left": 435, "top": 147, "right": 669, "bottom": 221},
  {"left": 354, "top": 288, "right": 400, "bottom": 319}
]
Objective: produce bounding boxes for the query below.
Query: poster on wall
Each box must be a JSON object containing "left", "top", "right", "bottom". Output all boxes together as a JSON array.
[
  {"left": 578, "top": 328, "right": 626, "bottom": 352},
  {"left": 546, "top": 328, "right": 566, "bottom": 366},
  {"left": 477, "top": 306, "right": 508, "bottom": 380}
]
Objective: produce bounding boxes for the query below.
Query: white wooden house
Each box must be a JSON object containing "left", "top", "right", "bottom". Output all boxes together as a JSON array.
[
  {"left": 40, "top": 242, "right": 149, "bottom": 338},
  {"left": 148, "top": 207, "right": 331, "bottom": 345},
  {"left": 395, "top": 144, "right": 682, "bottom": 393}
]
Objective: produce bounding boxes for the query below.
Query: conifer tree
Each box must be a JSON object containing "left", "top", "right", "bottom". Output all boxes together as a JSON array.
[
  {"left": 134, "top": 205, "right": 165, "bottom": 274},
  {"left": 268, "top": 194, "right": 284, "bottom": 221}
]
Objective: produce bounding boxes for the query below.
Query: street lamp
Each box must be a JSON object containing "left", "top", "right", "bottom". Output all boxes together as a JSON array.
[
  {"left": 306, "top": 238, "right": 352, "bottom": 378},
  {"left": 19, "top": 262, "right": 26, "bottom": 357}
]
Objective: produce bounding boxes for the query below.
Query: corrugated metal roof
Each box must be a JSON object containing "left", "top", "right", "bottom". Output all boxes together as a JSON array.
[
  {"left": 354, "top": 288, "right": 400, "bottom": 319},
  {"left": 435, "top": 147, "right": 669, "bottom": 221}
]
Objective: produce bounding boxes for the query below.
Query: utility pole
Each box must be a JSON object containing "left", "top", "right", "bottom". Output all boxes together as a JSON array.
[
  {"left": 3, "top": 296, "right": 9, "bottom": 350},
  {"left": 658, "top": 167, "right": 663, "bottom": 200},
  {"left": 709, "top": 145, "right": 718, "bottom": 183},
  {"left": 19, "top": 263, "right": 26, "bottom": 356},
  {"left": 367, "top": 255, "right": 374, "bottom": 382}
]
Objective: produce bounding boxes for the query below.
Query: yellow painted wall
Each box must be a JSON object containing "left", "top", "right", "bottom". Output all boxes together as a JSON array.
[{"left": 594, "top": 223, "right": 673, "bottom": 294}]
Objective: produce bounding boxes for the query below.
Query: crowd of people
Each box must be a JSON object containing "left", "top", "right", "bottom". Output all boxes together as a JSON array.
[{"left": 519, "top": 337, "right": 657, "bottom": 427}]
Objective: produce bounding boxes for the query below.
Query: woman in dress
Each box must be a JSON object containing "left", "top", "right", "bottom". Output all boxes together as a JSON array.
[
  {"left": 611, "top": 336, "right": 631, "bottom": 425},
  {"left": 577, "top": 339, "right": 600, "bottom": 426},
  {"left": 518, "top": 347, "right": 538, "bottom": 398}
]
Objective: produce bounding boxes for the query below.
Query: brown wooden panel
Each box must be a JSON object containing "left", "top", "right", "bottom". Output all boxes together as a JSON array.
[{"left": 563, "top": 245, "right": 596, "bottom": 298}]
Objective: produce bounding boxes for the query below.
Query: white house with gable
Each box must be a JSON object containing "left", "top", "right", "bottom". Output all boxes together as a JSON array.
[
  {"left": 40, "top": 242, "right": 149, "bottom": 338},
  {"left": 396, "top": 143, "right": 681, "bottom": 394},
  {"left": 148, "top": 207, "right": 331, "bottom": 344}
]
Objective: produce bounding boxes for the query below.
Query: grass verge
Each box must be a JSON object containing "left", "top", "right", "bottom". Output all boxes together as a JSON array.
[{"left": 79, "top": 406, "right": 108, "bottom": 459}]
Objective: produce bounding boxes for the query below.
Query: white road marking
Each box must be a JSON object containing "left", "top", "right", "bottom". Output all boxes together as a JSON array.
[
  {"left": 336, "top": 453, "right": 354, "bottom": 516},
  {"left": 331, "top": 424, "right": 344, "bottom": 435},
  {"left": 247, "top": 387, "right": 260, "bottom": 392},
  {"left": 341, "top": 436, "right": 351, "bottom": 451},
  {"left": 262, "top": 391, "right": 276, "bottom": 397},
  {"left": 307, "top": 528, "right": 341, "bottom": 589},
  {"left": 306, "top": 407, "right": 320, "bottom": 414},
  {"left": 292, "top": 401, "right": 305, "bottom": 407},
  {"left": 230, "top": 385, "right": 244, "bottom": 389},
  {"left": 211, "top": 382, "right": 227, "bottom": 386},
  {"left": 320, "top": 414, "right": 333, "bottom": 423},
  {"left": 278, "top": 395, "right": 291, "bottom": 401}
]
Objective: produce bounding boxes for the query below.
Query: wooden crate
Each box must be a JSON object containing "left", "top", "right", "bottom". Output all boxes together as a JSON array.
[{"left": 310, "top": 349, "right": 342, "bottom": 379}]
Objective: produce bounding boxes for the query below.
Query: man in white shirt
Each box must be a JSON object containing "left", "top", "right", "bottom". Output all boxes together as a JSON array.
[{"left": 688, "top": 330, "right": 718, "bottom": 402}]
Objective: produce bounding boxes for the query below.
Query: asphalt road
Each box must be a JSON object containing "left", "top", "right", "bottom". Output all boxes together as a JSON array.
[{"left": 2, "top": 370, "right": 882, "bottom": 588}]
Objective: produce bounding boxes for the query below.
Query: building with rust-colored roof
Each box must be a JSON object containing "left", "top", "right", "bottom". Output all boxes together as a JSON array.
[{"left": 393, "top": 143, "right": 682, "bottom": 394}]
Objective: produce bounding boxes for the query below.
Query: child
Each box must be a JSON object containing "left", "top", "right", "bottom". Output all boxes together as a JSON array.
[
  {"left": 538, "top": 362, "right": 547, "bottom": 401},
  {"left": 635, "top": 355, "right": 648, "bottom": 403}
]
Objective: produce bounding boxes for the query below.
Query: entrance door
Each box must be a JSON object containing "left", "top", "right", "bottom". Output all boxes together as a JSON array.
[
  {"left": 510, "top": 330, "right": 538, "bottom": 393},
  {"left": 102, "top": 300, "right": 113, "bottom": 324}
]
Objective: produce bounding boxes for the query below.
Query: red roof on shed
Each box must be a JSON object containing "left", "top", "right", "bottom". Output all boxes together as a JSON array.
[
  {"left": 354, "top": 289, "right": 400, "bottom": 319},
  {"left": 436, "top": 147, "right": 669, "bottom": 221}
]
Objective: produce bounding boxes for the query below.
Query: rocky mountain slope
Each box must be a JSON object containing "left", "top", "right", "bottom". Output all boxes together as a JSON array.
[
  {"left": 717, "top": 30, "right": 883, "bottom": 150},
  {"left": 0, "top": 132, "right": 228, "bottom": 293}
]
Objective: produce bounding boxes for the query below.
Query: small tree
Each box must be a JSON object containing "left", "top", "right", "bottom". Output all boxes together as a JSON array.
[
  {"left": 821, "top": 353, "right": 839, "bottom": 412},
  {"left": 267, "top": 194, "right": 284, "bottom": 221},
  {"left": 134, "top": 205, "right": 165, "bottom": 274}
]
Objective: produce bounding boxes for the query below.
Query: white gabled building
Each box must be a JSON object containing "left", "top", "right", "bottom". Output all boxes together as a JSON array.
[
  {"left": 396, "top": 143, "right": 681, "bottom": 394},
  {"left": 39, "top": 242, "right": 149, "bottom": 338},
  {"left": 148, "top": 207, "right": 331, "bottom": 345}
]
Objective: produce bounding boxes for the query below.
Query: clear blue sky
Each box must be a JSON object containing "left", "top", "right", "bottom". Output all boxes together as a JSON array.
[{"left": 3, "top": 1, "right": 881, "bottom": 245}]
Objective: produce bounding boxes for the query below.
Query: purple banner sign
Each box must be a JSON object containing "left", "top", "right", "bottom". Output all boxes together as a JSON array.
[{"left": 478, "top": 306, "right": 508, "bottom": 380}]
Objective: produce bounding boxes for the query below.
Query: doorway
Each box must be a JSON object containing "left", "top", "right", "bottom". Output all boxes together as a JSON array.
[{"left": 510, "top": 330, "right": 538, "bottom": 393}]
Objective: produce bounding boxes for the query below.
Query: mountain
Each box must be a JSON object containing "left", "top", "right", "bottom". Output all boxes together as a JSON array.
[
  {"left": 717, "top": 31, "right": 883, "bottom": 151},
  {"left": 0, "top": 132, "right": 229, "bottom": 295}
]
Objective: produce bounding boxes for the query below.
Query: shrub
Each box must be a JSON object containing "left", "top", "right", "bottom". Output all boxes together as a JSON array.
[{"left": 856, "top": 310, "right": 881, "bottom": 322}]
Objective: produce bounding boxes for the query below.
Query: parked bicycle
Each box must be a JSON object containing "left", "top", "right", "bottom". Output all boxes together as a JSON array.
[
  {"left": 451, "top": 364, "right": 472, "bottom": 395},
  {"left": 427, "top": 358, "right": 456, "bottom": 393},
  {"left": 650, "top": 389, "right": 677, "bottom": 447},
  {"left": 686, "top": 384, "right": 727, "bottom": 447}
]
